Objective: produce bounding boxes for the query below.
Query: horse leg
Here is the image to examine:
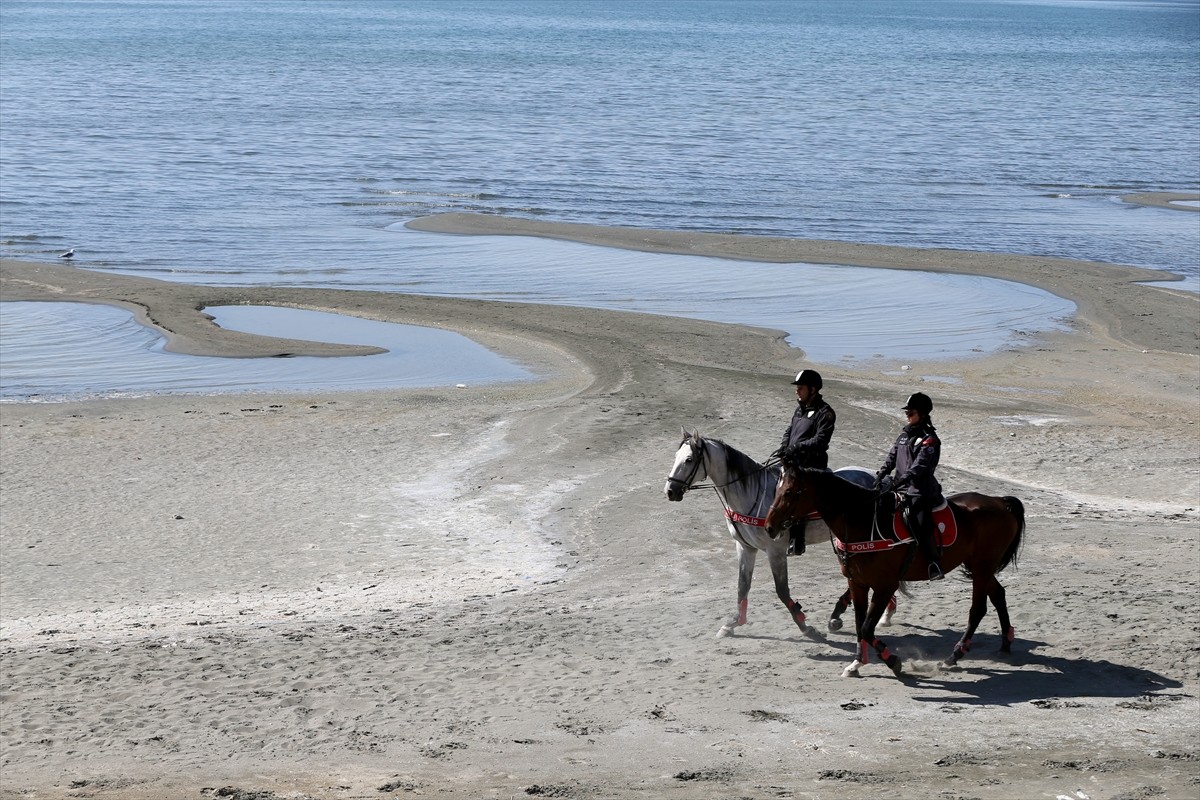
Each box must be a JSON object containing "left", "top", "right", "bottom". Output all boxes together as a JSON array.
[
  {"left": 841, "top": 581, "right": 871, "bottom": 677},
  {"left": 945, "top": 574, "right": 991, "bottom": 666},
  {"left": 828, "top": 587, "right": 851, "bottom": 631},
  {"left": 717, "top": 543, "right": 756, "bottom": 638},
  {"left": 881, "top": 595, "right": 898, "bottom": 627},
  {"left": 862, "top": 588, "right": 903, "bottom": 677},
  {"left": 832, "top": 586, "right": 886, "bottom": 630},
  {"left": 767, "top": 550, "right": 807, "bottom": 633},
  {"left": 987, "top": 578, "right": 1015, "bottom": 655}
]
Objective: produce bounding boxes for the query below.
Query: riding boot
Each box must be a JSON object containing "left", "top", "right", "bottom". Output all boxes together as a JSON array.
[
  {"left": 912, "top": 505, "right": 943, "bottom": 580},
  {"left": 919, "top": 529, "right": 943, "bottom": 580},
  {"left": 788, "top": 518, "right": 808, "bottom": 557}
]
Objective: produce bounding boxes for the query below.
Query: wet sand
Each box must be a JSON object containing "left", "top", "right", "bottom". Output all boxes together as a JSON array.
[{"left": 1, "top": 217, "right": 1197, "bottom": 799}]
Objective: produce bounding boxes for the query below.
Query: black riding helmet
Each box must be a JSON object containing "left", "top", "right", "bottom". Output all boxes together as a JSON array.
[
  {"left": 791, "top": 369, "right": 823, "bottom": 390},
  {"left": 903, "top": 392, "right": 933, "bottom": 415}
]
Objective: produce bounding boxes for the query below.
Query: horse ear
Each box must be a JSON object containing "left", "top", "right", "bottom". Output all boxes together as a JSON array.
[
  {"left": 680, "top": 426, "right": 689, "bottom": 442},
  {"left": 690, "top": 428, "right": 700, "bottom": 441}
]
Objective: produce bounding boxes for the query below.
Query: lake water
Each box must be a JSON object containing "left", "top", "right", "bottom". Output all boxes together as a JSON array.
[
  {"left": 0, "top": 302, "right": 534, "bottom": 401},
  {"left": 1, "top": 0, "right": 1196, "bottom": 398},
  {"left": 0, "top": 233, "right": 1077, "bottom": 399}
]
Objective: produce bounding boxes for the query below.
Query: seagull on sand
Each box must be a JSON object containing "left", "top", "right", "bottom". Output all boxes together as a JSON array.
[{"left": 59, "top": 248, "right": 75, "bottom": 259}]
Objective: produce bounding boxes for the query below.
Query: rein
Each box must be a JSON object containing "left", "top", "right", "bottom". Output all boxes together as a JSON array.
[
  {"left": 667, "top": 438, "right": 780, "bottom": 531},
  {"left": 777, "top": 468, "right": 897, "bottom": 561},
  {"left": 665, "top": 439, "right": 780, "bottom": 493}
]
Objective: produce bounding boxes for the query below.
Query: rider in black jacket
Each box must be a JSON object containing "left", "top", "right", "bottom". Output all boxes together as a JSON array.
[
  {"left": 773, "top": 369, "right": 836, "bottom": 556},
  {"left": 875, "top": 392, "right": 945, "bottom": 580}
]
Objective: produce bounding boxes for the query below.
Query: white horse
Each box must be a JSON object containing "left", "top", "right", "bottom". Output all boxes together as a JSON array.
[{"left": 664, "top": 429, "right": 892, "bottom": 638}]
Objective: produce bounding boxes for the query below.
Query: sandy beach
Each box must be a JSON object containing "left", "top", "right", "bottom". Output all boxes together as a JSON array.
[{"left": 1, "top": 215, "right": 1198, "bottom": 800}]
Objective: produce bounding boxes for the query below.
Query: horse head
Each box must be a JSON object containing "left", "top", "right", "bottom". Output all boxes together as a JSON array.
[
  {"left": 664, "top": 428, "right": 707, "bottom": 501},
  {"left": 764, "top": 465, "right": 818, "bottom": 536}
]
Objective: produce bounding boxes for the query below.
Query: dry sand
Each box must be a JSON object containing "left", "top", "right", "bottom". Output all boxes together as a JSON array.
[{"left": 1, "top": 216, "right": 1198, "bottom": 800}]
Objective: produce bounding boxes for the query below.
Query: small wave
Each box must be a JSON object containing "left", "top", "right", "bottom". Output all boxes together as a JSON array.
[
  {"left": 1030, "top": 182, "right": 1145, "bottom": 191},
  {"left": 494, "top": 205, "right": 552, "bottom": 216},
  {"left": 339, "top": 200, "right": 449, "bottom": 209},
  {"left": 273, "top": 268, "right": 351, "bottom": 275},
  {"left": 360, "top": 188, "right": 487, "bottom": 198}
]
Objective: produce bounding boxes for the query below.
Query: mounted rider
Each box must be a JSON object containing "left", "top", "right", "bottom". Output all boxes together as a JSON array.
[
  {"left": 772, "top": 368, "right": 836, "bottom": 556},
  {"left": 875, "top": 392, "right": 945, "bottom": 580}
]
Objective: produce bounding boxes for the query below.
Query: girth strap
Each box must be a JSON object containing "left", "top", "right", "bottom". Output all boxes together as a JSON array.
[
  {"left": 833, "top": 537, "right": 910, "bottom": 554},
  {"left": 725, "top": 508, "right": 767, "bottom": 527}
]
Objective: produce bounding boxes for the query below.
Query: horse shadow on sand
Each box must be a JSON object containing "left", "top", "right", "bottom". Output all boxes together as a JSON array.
[{"left": 794, "top": 623, "right": 1185, "bottom": 707}]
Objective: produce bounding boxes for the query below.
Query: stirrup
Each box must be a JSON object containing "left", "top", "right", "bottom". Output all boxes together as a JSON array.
[{"left": 928, "top": 563, "right": 944, "bottom": 581}]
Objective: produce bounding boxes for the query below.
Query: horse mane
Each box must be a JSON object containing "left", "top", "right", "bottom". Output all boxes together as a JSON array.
[
  {"left": 790, "top": 467, "right": 879, "bottom": 526},
  {"left": 816, "top": 467, "right": 875, "bottom": 501},
  {"left": 693, "top": 435, "right": 763, "bottom": 485}
]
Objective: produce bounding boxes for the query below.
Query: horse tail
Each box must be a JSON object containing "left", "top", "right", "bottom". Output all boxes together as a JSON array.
[{"left": 996, "top": 495, "right": 1026, "bottom": 574}]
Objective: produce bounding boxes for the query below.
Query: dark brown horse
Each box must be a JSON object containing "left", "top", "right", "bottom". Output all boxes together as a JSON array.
[{"left": 764, "top": 467, "right": 1024, "bottom": 677}]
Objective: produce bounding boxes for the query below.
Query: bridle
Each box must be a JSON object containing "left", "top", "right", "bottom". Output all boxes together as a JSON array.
[
  {"left": 666, "top": 436, "right": 780, "bottom": 494},
  {"left": 665, "top": 437, "right": 710, "bottom": 493},
  {"left": 771, "top": 466, "right": 809, "bottom": 530}
]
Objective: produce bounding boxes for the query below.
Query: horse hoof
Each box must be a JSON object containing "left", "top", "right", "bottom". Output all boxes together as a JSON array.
[
  {"left": 880, "top": 612, "right": 894, "bottom": 627},
  {"left": 888, "top": 657, "right": 903, "bottom": 677},
  {"left": 841, "top": 661, "right": 862, "bottom": 678},
  {"left": 715, "top": 626, "right": 734, "bottom": 639},
  {"left": 828, "top": 617, "right": 843, "bottom": 632}
]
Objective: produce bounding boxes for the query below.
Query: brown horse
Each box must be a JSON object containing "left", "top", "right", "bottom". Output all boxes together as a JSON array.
[{"left": 764, "top": 467, "right": 1024, "bottom": 677}]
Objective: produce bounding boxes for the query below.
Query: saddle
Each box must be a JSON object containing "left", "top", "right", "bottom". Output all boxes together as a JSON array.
[
  {"left": 890, "top": 499, "right": 957, "bottom": 548},
  {"left": 834, "top": 496, "right": 957, "bottom": 556}
]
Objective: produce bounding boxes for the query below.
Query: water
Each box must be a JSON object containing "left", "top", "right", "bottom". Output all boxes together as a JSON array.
[
  {"left": 1, "top": 0, "right": 1197, "bottom": 396},
  {"left": 0, "top": 234, "right": 1077, "bottom": 398},
  {"left": 0, "top": 302, "right": 534, "bottom": 400}
]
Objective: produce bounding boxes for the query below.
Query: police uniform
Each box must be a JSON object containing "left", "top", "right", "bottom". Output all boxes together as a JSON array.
[
  {"left": 778, "top": 396, "right": 836, "bottom": 469},
  {"left": 876, "top": 392, "right": 945, "bottom": 579},
  {"left": 775, "top": 369, "right": 836, "bottom": 556},
  {"left": 878, "top": 421, "right": 943, "bottom": 504}
]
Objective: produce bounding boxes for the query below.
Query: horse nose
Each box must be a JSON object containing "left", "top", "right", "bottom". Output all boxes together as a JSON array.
[{"left": 664, "top": 483, "right": 681, "bottom": 501}]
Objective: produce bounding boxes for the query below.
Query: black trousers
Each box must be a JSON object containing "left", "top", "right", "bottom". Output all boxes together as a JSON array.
[
  {"left": 902, "top": 497, "right": 939, "bottom": 562},
  {"left": 789, "top": 518, "right": 808, "bottom": 552}
]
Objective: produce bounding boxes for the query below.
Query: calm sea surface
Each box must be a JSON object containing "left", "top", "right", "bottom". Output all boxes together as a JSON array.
[{"left": 1, "top": 0, "right": 1197, "bottom": 397}]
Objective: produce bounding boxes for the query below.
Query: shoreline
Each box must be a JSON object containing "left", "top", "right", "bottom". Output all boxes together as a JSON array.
[
  {"left": 1, "top": 222, "right": 1197, "bottom": 799},
  {"left": 5, "top": 211, "right": 1198, "bottom": 365},
  {"left": 1121, "top": 190, "right": 1200, "bottom": 212},
  {"left": 406, "top": 213, "right": 1199, "bottom": 358}
]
